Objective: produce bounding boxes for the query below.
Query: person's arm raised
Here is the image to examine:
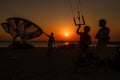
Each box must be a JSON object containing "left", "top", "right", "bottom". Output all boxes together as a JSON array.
[
  {"left": 43, "top": 32, "right": 50, "bottom": 37},
  {"left": 76, "top": 24, "right": 81, "bottom": 35}
]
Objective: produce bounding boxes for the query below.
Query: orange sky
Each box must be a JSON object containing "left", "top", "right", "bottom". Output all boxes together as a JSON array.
[{"left": 0, "top": 0, "right": 120, "bottom": 41}]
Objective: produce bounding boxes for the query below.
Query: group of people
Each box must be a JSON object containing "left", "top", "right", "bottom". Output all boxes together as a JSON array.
[
  {"left": 75, "top": 19, "right": 110, "bottom": 70},
  {"left": 44, "top": 19, "right": 117, "bottom": 71},
  {"left": 44, "top": 19, "right": 110, "bottom": 57}
]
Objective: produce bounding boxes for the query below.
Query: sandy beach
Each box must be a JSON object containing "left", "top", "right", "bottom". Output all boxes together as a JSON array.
[{"left": 0, "top": 47, "right": 120, "bottom": 80}]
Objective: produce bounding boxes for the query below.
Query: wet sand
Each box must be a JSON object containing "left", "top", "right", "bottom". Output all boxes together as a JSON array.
[{"left": 0, "top": 47, "right": 120, "bottom": 80}]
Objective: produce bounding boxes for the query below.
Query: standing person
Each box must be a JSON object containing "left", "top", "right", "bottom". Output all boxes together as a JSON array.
[
  {"left": 75, "top": 24, "right": 91, "bottom": 70},
  {"left": 44, "top": 32, "right": 55, "bottom": 56},
  {"left": 95, "top": 19, "right": 110, "bottom": 69}
]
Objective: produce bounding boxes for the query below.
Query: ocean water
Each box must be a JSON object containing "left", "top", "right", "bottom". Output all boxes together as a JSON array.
[
  {"left": 0, "top": 41, "right": 118, "bottom": 48},
  {"left": 0, "top": 41, "right": 79, "bottom": 48}
]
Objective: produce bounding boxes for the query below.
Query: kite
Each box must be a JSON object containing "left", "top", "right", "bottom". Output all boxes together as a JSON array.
[{"left": 1, "top": 17, "right": 43, "bottom": 48}]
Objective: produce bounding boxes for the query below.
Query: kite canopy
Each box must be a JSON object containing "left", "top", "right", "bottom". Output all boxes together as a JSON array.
[{"left": 1, "top": 17, "right": 43, "bottom": 40}]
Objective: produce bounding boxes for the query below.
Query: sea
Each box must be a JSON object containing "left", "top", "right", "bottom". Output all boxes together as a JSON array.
[
  {"left": 0, "top": 41, "right": 118, "bottom": 48},
  {"left": 0, "top": 41, "right": 95, "bottom": 48}
]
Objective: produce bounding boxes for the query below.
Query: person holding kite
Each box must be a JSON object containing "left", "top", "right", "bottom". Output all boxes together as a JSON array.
[
  {"left": 44, "top": 32, "right": 55, "bottom": 56},
  {"left": 75, "top": 24, "right": 91, "bottom": 69},
  {"left": 69, "top": 0, "right": 93, "bottom": 70}
]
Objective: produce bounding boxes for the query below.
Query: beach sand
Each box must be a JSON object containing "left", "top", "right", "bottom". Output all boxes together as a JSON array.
[{"left": 0, "top": 47, "right": 120, "bottom": 80}]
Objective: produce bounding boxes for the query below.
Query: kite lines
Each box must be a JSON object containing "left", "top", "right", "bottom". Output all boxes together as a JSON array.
[{"left": 69, "top": 0, "right": 85, "bottom": 26}]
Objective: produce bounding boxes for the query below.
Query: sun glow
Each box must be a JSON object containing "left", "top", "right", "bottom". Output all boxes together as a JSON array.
[{"left": 65, "top": 33, "right": 69, "bottom": 37}]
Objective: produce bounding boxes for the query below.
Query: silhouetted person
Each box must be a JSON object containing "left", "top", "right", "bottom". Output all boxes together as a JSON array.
[
  {"left": 75, "top": 24, "right": 91, "bottom": 70},
  {"left": 95, "top": 19, "right": 110, "bottom": 70},
  {"left": 44, "top": 32, "right": 55, "bottom": 55}
]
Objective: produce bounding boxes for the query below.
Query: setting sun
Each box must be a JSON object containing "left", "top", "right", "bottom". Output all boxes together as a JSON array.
[{"left": 65, "top": 33, "right": 69, "bottom": 37}]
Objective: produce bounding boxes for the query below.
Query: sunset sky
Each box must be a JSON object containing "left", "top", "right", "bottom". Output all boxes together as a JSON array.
[{"left": 0, "top": 0, "right": 120, "bottom": 41}]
